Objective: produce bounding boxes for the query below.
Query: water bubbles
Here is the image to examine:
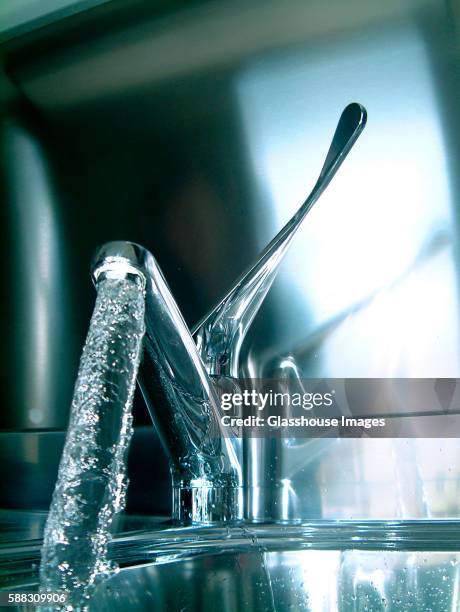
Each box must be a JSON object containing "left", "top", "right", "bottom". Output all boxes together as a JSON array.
[{"left": 39, "top": 276, "right": 145, "bottom": 610}]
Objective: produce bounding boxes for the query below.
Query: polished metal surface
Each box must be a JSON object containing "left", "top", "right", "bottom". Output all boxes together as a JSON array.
[
  {"left": 92, "top": 242, "right": 243, "bottom": 523},
  {"left": 2, "top": 519, "right": 460, "bottom": 609},
  {"left": 0, "top": 429, "right": 170, "bottom": 515},
  {"left": 4, "top": 431, "right": 460, "bottom": 521},
  {"left": 0, "top": 0, "right": 111, "bottom": 40},
  {"left": 85, "top": 523, "right": 460, "bottom": 611},
  {"left": 1, "top": 0, "right": 460, "bottom": 519},
  {"left": 0, "top": 123, "right": 76, "bottom": 430},
  {"left": 191, "top": 103, "right": 366, "bottom": 523},
  {"left": 193, "top": 103, "right": 366, "bottom": 378},
  {"left": 92, "top": 548, "right": 460, "bottom": 611}
]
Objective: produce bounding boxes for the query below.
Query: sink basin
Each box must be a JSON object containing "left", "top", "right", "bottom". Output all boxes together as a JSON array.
[
  {"left": 1, "top": 517, "right": 460, "bottom": 610},
  {"left": 90, "top": 521, "right": 460, "bottom": 611},
  {"left": 94, "top": 548, "right": 459, "bottom": 611}
]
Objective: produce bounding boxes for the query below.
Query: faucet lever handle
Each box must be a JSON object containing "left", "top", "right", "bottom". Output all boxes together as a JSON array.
[{"left": 192, "top": 103, "right": 367, "bottom": 378}]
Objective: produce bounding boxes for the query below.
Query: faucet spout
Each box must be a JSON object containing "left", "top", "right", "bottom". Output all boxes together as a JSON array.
[{"left": 91, "top": 241, "right": 242, "bottom": 524}]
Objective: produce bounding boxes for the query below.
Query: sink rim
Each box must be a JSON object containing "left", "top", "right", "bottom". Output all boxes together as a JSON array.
[{"left": 3, "top": 519, "right": 460, "bottom": 591}]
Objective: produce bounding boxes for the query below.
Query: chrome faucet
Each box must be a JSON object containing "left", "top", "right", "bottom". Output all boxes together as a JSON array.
[
  {"left": 91, "top": 242, "right": 244, "bottom": 524},
  {"left": 91, "top": 103, "right": 367, "bottom": 525}
]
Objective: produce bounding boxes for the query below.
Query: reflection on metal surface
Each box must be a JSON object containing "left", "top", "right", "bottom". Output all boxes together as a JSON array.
[
  {"left": 4, "top": 431, "right": 460, "bottom": 520},
  {"left": 85, "top": 108, "right": 368, "bottom": 526},
  {"left": 0, "top": 0, "right": 111, "bottom": 40},
  {"left": 0, "top": 0, "right": 459, "bottom": 522},
  {"left": 3, "top": 520, "right": 460, "bottom": 604},
  {"left": 92, "top": 242, "right": 243, "bottom": 524},
  {"left": 191, "top": 105, "right": 366, "bottom": 522},
  {"left": 259, "top": 228, "right": 453, "bottom": 378},
  {"left": 8, "top": 1, "right": 450, "bottom": 111},
  {"left": 1, "top": 124, "right": 73, "bottom": 429},
  {"left": 0, "top": 429, "right": 170, "bottom": 514},
  {"left": 88, "top": 228, "right": 460, "bottom": 524},
  {"left": 238, "top": 21, "right": 454, "bottom": 362},
  {"left": 88, "top": 523, "right": 460, "bottom": 611},
  {"left": 193, "top": 103, "right": 366, "bottom": 378}
]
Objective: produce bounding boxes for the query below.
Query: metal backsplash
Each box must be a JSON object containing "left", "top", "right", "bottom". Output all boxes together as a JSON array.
[{"left": 1, "top": 0, "right": 459, "bottom": 516}]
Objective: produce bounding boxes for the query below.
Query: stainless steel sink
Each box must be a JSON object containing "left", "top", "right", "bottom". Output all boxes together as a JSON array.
[
  {"left": 93, "top": 549, "right": 459, "bottom": 611},
  {"left": 91, "top": 522, "right": 460, "bottom": 611},
  {"left": 1, "top": 514, "right": 460, "bottom": 609}
]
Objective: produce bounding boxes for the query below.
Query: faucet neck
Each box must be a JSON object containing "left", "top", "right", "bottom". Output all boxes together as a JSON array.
[{"left": 92, "top": 241, "right": 243, "bottom": 525}]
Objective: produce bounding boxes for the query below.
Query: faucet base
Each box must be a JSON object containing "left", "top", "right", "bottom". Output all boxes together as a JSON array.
[{"left": 172, "top": 484, "right": 243, "bottom": 525}]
